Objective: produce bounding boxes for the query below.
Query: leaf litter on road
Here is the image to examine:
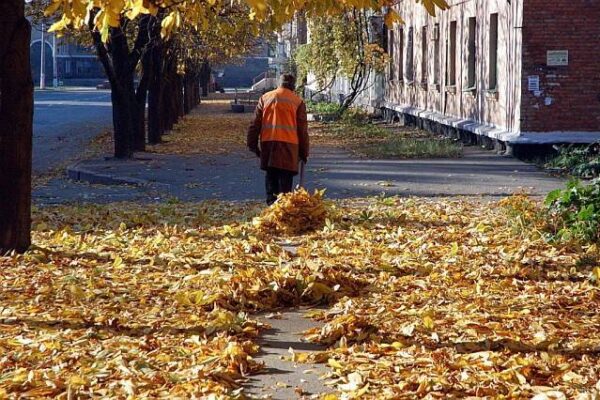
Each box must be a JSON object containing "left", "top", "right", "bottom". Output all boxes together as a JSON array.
[{"left": 1, "top": 195, "right": 600, "bottom": 398}]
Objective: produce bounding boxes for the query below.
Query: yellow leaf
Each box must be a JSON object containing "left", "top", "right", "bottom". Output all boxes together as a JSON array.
[
  {"left": 423, "top": 316, "right": 435, "bottom": 330},
  {"left": 113, "top": 255, "right": 124, "bottom": 268},
  {"left": 328, "top": 358, "right": 344, "bottom": 370},
  {"left": 44, "top": 0, "right": 63, "bottom": 17},
  {"left": 391, "top": 341, "right": 405, "bottom": 350},
  {"left": 384, "top": 9, "right": 403, "bottom": 27},
  {"left": 69, "top": 375, "right": 87, "bottom": 387}
]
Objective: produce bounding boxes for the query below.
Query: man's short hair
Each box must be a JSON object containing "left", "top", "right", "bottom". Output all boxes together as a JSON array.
[{"left": 280, "top": 74, "right": 296, "bottom": 90}]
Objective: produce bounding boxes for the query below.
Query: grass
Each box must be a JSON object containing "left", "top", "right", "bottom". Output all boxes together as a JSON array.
[
  {"left": 310, "top": 116, "right": 463, "bottom": 159},
  {"left": 361, "top": 137, "right": 464, "bottom": 159}
]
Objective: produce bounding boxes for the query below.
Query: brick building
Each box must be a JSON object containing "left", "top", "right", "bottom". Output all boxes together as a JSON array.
[{"left": 383, "top": 0, "right": 600, "bottom": 148}]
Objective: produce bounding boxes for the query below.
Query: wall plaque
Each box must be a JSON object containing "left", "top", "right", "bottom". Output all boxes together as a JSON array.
[{"left": 547, "top": 50, "right": 569, "bottom": 66}]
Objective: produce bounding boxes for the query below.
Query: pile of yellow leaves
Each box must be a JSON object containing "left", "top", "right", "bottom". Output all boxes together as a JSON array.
[
  {"left": 1, "top": 196, "right": 600, "bottom": 398},
  {"left": 254, "top": 188, "right": 329, "bottom": 235}
]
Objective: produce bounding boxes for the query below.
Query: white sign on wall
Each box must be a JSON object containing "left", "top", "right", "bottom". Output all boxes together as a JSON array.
[
  {"left": 547, "top": 50, "right": 569, "bottom": 66},
  {"left": 528, "top": 75, "right": 540, "bottom": 92}
]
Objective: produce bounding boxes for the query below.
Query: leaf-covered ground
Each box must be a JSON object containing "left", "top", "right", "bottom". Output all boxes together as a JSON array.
[
  {"left": 146, "top": 100, "right": 250, "bottom": 155},
  {"left": 142, "top": 100, "right": 462, "bottom": 160},
  {"left": 2, "top": 195, "right": 600, "bottom": 399}
]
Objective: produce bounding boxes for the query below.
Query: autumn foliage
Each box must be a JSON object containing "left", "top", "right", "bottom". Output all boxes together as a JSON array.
[
  {"left": 254, "top": 188, "right": 329, "bottom": 235},
  {"left": 2, "top": 195, "right": 600, "bottom": 398}
]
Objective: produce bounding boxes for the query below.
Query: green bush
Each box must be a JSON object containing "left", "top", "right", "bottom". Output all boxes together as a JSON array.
[
  {"left": 545, "top": 143, "right": 600, "bottom": 178},
  {"left": 545, "top": 179, "right": 600, "bottom": 243},
  {"left": 306, "top": 101, "right": 341, "bottom": 115}
]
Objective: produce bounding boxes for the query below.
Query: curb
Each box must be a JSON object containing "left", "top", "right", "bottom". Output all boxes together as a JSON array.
[{"left": 67, "top": 161, "right": 154, "bottom": 187}]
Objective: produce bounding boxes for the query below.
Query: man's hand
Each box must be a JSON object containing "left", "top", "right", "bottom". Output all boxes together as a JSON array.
[{"left": 248, "top": 146, "right": 260, "bottom": 157}]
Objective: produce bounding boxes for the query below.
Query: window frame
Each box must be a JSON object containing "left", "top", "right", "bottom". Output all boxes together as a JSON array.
[
  {"left": 406, "top": 26, "right": 414, "bottom": 83},
  {"left": 447, "top": 20, "right": 457, "bottom": 87},
  {"left": 466, "top": 16, "right": 477, "bottom": 90},
  {"left": 421, "top": 25, "right": 428, "bottom": 85},
  {"left": 488, "top": 13, "right": 499, "bottom": 91}
]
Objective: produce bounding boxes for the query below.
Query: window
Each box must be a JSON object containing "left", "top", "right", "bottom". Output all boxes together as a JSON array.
[
  {"left": 489, "top": 13, "right": 499, "bottom": 90},
  {"left": 398, "top": 28, "right": 404, "bottom": 81},
  {"left": 433, "top": 24, "right": 440, "bottom": 85},
  {"left": 447, "top": 21, "right": 457, "bottom": 86},
  {"left": 388, "top": 28, "right": 395, "bottom": 80},
  {"left": 467, "top": 17, "right": 477, "bottom": 89},
  {"left": 407, "top": 27, "right": 414, "bottom": 81},
  {"left": 421, "top": 26, "right": 427, "bottom": 84}
]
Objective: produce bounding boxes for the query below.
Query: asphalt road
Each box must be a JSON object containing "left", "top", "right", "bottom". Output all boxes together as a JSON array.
[{"left": 33, "top": 89, "right": 112, "bottom": 174}]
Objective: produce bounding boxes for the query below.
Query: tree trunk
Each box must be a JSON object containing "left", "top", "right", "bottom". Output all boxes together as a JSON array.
[
  {"left": 164, "top": 57, "right": 180, "bottom": 131},
  {"left": 134, "top": 51, "right": 151, "bottom": 152},
  {"left": 200, "top": 61, "right": 211, "bottom": 97},
  {"left": 132, "top": 15, "right": 153, "bottom": 152},
  {"left": 177, "top": 73, "right": 184, "bottom": 118},
  {"left": 147, "top": 25, "right": 164, "bottom": 144},
  {"left": 0, "top": 3, "right": 34, "bottom": 253},
  {"left": 110, "top": 85, "right": 134, "bottom": 158},
  {"left": 90, "top": 15, "right": 152, "bottom": 158},
  {"left": 183, "top": 73, "right": 191, "bottom": 115},
  {"left": 161, "top": 55, "right": 175, "bottom": 132},
  {"left": 194, "top": 75, "right": 200, "bottom": 105}
]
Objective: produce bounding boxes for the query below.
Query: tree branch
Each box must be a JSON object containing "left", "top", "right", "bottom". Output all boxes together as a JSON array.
[{"left": 88, "top": 9, "right": 116, "bottom": 83}]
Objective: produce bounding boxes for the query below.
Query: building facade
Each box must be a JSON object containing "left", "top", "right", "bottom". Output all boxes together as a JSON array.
[
  {"left": 383, "top": 0, "right": 600, "bottom": 145},
  {"left": 30, "top": 23, "right": 105, "bottom": 87}
]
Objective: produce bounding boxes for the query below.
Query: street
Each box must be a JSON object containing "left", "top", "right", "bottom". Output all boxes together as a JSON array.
[{"left": 33, "top": 89, "right": 112, "bottom": 174}]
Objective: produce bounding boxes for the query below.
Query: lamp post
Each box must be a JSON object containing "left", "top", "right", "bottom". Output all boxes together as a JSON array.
[
  {"left": 52, "top": 33, "right": 58, "bottom": 87},
  {"left": 40, "top": 22, "right": 46, "bottom": 89}
]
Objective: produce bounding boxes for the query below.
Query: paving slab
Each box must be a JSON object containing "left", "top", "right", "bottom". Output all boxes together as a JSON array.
[{"left": 246, "top": 309, "right": 332, "bottom": 400}]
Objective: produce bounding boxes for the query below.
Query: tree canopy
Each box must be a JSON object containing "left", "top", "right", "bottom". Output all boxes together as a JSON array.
[{"left": 45, "top": 0, "right": 449, "bottom": 40}]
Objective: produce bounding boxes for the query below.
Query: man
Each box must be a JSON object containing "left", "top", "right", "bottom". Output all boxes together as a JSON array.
[{"left": 247, "top": 74, "right": 309, "bottom": 205}]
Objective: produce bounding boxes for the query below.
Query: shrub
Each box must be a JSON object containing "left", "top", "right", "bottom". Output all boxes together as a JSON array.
[
  {"left": 545, "top": 143, "right": 600, "bottom": 178},
  {"left": 544, "top": 179, "right": 600, "bottom": 243},
  {"left": 306, "top": 101, "right": 342, "bottom": 115}
]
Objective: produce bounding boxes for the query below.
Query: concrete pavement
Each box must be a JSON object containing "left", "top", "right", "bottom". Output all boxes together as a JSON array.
[
  {"left": 245, "top": 309, "right": 332, "bottom": 399},
  {"left": 61, "top": 146, "right": 564, "bottom": 203}
]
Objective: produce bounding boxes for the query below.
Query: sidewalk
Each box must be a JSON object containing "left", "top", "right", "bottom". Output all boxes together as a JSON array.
[
  {"left": 35, "top": 98, "right": 565, "bottom": 204},
  {"left": 63, "top": 145, "right": 563, "bottom": 202}
]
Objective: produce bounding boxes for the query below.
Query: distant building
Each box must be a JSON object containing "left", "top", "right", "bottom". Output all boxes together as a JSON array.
[
  {"left": 216, "top": 20, "right": 308, "bottom": 91},
  {"left": 30, "top": 23, "right": 105, "bottom": 87},
  {"left": 216, "top": 40, "right": 276, "bottom": 89}
]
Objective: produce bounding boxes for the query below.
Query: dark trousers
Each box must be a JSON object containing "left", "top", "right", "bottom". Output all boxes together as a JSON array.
[{"left": 266, "top": 167, "right": 294, "bottom": 205}]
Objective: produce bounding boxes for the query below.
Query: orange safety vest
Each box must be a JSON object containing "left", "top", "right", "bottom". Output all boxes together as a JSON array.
[{"left": 260, "top": 88, "right": 303, "bottom": 145}]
